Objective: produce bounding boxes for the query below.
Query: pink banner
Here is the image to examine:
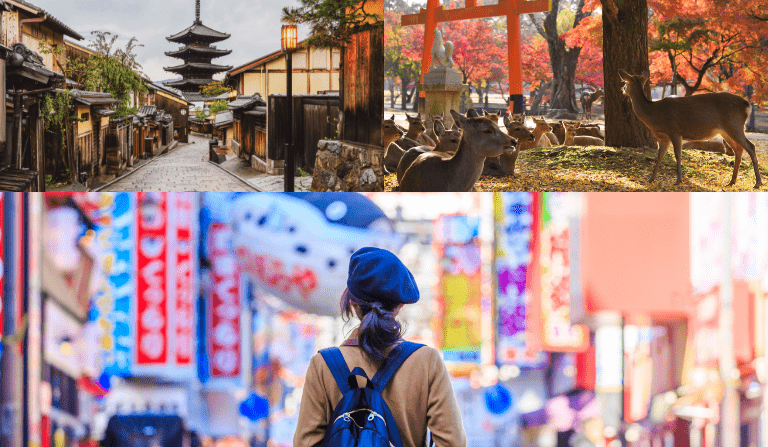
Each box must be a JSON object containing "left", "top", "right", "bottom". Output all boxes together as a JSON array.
[
  {"left": 209, "top": 223, "right": 241, "bottom": 379},
  {"left": 136, "top": 193, "right": 169, "bottom": 365},
  {"left": 174, "top": 193, "right": 195, "bottom": 366}
]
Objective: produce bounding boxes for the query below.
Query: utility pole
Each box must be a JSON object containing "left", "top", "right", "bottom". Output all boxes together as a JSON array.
[
  {"left": 720, "top": 194, "right": 740, "bottom": 447},
  {"left": 1, "top": 194, "right": 24, "bottom": 447}
]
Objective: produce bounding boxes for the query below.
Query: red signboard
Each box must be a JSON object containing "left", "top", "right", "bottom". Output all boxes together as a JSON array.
[
  {"left": 174, "top": 193, "right": 195, "bottom": 366},
  {"left": 209, "top": 223, "right": 241, "bottom": 379},
  {"left": 136, "top": 193, "right": 169, "bottom": 365}
]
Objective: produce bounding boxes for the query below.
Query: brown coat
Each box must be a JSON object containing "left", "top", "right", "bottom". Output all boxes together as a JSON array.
[{"left": 293, "top": 328, "right": 467, "bottom": 447}]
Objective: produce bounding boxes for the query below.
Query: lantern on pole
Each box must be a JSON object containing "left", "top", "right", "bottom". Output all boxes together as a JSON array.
[{"left": 281, "top": 24, "right": 298, "bottom": 192}]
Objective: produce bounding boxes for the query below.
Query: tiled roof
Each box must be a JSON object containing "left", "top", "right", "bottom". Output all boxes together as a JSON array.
[
  {"left": 138, "top": 105, "right": 157, "bottom": 117},
  {"left": 165, "top": 46, "right": 231, "bottom": 59},
  {"left": 167, "top": 22, "right": 230, "bottom": 43},
  {"left": 69, "top": 89, "right": 119, "bottom": 106},
  {"left": 92, "top": 107, "right": 116, "bottom": 117},
  {"left": 163, "top": 78, "right": 212, "bottom": 89},
  {"left": 244, "top": 106, "right": 267, "bottom": 117},
  {"left": 213, "top": 110, "right": 233, "bottom": 128},
  {"left": 228, "top": 94, "right": 265, "bottom": 110},
  {"left": 182, "top": 92, "right": 221, "bottom": 103},
  {"left": 12, "top": 0, "right": 83, "bottom": 40},
  {"left": 164, "top": 61, "right": 233, "bottom": 73}
]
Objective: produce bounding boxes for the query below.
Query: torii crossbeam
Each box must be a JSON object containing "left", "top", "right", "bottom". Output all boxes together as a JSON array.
[{"left": 402, "top": 0, "right": 551, "bottom": 114}]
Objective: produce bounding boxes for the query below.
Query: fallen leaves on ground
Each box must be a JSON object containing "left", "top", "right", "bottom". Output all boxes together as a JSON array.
[{"left": 385, "top": 134, "right": 768, "bottom": 192}]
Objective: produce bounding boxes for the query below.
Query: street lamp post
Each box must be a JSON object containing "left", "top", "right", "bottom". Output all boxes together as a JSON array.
[{"left": 281, "top": 24, "right": 298, "bottom": 193}]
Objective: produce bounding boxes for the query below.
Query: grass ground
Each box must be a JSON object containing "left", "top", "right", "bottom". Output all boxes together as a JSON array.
[{"left": 385, "top": 133, "right": 768, "bottom": 192}]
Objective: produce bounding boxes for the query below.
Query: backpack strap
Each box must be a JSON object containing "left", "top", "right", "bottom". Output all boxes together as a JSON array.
[
  {"left": 319, "top": 347, "right": 352, "bottom": 394},
  {"left": 371, "top": 341, "right": 424, "bottom": 392}
]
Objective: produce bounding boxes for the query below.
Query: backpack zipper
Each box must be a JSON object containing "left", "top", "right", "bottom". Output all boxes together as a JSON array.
[{"left": 333, "top": 409, "right": 394, "bottom": 447}]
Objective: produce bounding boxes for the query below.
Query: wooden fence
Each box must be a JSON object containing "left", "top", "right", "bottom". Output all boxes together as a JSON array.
[{"left": 268, "top": 94, "right": 340, "bottom": 171}]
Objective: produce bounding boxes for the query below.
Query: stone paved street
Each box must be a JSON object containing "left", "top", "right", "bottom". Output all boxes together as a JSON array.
[{"left": 100, "top": 134, "right": 257, "bottom": 192}]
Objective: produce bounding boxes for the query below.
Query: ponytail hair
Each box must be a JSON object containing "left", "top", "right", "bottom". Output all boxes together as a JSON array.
[{"left": 341, "top": 288, "right": 404, "bottom": 364}]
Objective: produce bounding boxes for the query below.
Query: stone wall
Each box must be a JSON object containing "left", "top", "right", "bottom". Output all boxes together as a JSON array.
[{"left": 312, "top": 140, "right": 386, "bottom": 192}]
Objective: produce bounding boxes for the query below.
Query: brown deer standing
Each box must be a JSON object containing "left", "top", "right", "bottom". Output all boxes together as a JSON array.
[
  {"left": 619, "top": 69, "right": 761, "bottom": 188},
  {"left": 381, "top": 115, "right": 420, "bottom": 173},
  {"left": 580, "top": 89, "right": 604, "bottom": 120},
  {"left": 396, "top": 120, "right": 463, "bottom": 183},
  {"left": 399, "top": 109, "right": 517, "bottom": 192},
  {"left": 563, "top": 122, "right": 605, "bottom": 146}
]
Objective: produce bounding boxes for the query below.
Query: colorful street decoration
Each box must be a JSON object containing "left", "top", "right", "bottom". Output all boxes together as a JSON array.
[
  {"left": 690, "top": 193, "right": 725, "bottom": 294},
  {"left": 173, "top": 193, "right": 196, "bottom": 367},
  {"left": 494, "top": 193, "right": 545, "bottom": 367},
  {"left": 435, "top": 215, "right": 483, "bottom": 363},
  {"left": 227, "top": 193, "right": 401, "bottom": 316},
  {"left": 136, "top": 192, "right": 170, "bottom": 365},
  {"left": 208, "top": 222, "right": 242, "bottom": 380},
  {"left": 89, "top": 193, "right": 136, "bottom": 377},
  {"left": 539, "top": 193, "right": 589, "bottom": 352}
]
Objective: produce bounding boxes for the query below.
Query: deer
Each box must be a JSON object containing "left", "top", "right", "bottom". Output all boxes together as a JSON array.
[
  {"left": 682, "top": 139, "right": 735, "bottom": 156},
  {"left": 399, "top": 109, "right": 518, "bottom": 192},
  {"left": 619, "top": 69, "right": 761, "bottom": 188},
  {"left": 396, "top": 120, "right": 463, "bottom": 183},
  {"left": 382, "top": 115, "right": 420, "bottom": 173},
  {"left": 482, "top": 115, "right": 537, "bottom": 176},
  {"left": 580, "top": 89, "right": 604, "bottom": 120},
  {"left": 421, "top": 113, "right": 444, "bottom": 146},
  {"left": 551, "top": 121, "right": 603, "bottom": 144},
  {"left": 562, "top": 121, "right": 605, "bottom": 146}
]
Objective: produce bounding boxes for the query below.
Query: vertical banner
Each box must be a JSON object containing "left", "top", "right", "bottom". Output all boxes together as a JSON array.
[
  {"left": 732, "top": 193, "right": 763, "bottom": 281},
  {"left": 540, "top": 193, "right": 589, "bottom": 352},
  {"left": 174, "top": 193, "right": 196, "bottom": 367},
  {"left": 624, "top": 326, "right": 653, "bottom": 423},
  {"left": 87, "top": 193, "right": 135, "bottom": 376},
  {"left": 690, "top": 193, "right": 725, "bottom": 293},
  {"left": 691, "top": 287, "right": 720, "bottom": 368},
  {"left": 136, "top": 193, "right": 169, "bottom": 365},
  {"left": 494, "top": 193, "right": 544, "bottom": 366},
  {"left": 209, "top": 222, "right": 242, "bottom": 379},
  {"left": 435, "top": 215, "right": 483, "bottom": 363}
]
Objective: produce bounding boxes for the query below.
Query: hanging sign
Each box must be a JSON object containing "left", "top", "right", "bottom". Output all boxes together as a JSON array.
[
  {"left": 136, "top": 193, "right": 170, "bottom": 365},
  {"left": 209, "top": 222, "right": 242, "bottom": 379}
]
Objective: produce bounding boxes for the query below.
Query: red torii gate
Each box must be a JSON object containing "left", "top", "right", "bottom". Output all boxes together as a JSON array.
[{"left": 401, "top": 0, "right": 551, "bottom": 114}]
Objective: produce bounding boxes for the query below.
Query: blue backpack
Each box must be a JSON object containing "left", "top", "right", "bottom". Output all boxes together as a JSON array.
[{"left": 319, "top": 341, "right": 424, "bottom": 447}]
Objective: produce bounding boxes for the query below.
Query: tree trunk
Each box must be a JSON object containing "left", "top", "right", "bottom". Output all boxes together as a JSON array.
[
  {"left": 400, "top": 78, "right": 410, "bottom": 110},
  {"left": 601, "top": 0, "right": 656, "bottom": 148},
  {"left": 538, "top": 0, "right": 585, "bottom": 114}
]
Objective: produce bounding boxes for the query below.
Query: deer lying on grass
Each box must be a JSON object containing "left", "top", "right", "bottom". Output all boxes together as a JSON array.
[
  {"left": 399, "top": 109, "right": 517, "bottom": 192},
  {"left": 483, "top": 114, "right": 538, "bottom": 176},
  {"left": 619, "top": 69, "right": 761, "bottom": 188},
  {"left": 396, "top": 120, "right": 463, "bottom": 183},
  {"left": 552, "top": 121, "right": 603, "bottom": 144},
  {"left": 580, "top": 89, "right": 604, "bottom": 120},
  {"left": 682, "top": 139, "right": 735, "bottom": 156},
  {"left": 382, "top": 115, "right": 420, "bottom": 173},
  {"left": 563, "top": 122, "right": 605, "bottom": 146}
]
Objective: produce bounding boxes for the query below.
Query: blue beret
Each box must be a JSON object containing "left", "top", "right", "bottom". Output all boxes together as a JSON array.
[{"left": 347, "top": 247, "right": 419, "bottom": 306}]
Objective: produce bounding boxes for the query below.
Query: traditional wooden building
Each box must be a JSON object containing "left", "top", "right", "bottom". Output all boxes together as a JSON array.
[
  {"left": 226, "top": 94, "right": 266, "bottom": 160},
  {"left": 1, "top": 0, "right": 84, "bottom": 72},
  {"left": 224, "top": 40, "right": 340, "bottom": 98},
  {"left": 164, "top": 0, "right": 232, "bottom": 102}
]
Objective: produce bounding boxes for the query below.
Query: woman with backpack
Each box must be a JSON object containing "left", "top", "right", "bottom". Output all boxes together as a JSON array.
[{"left": 293, "top": 247, "right": 467, "bottom": 447}]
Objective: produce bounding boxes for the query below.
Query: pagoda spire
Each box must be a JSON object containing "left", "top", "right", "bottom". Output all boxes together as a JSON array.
[{"left": 195, "top": 0, "right": 201, "bottom": 23}]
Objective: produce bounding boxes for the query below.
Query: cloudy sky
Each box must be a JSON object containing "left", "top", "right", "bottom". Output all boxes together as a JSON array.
[{"left": 43, "top": 0, "right": 310, "bottom": 82}]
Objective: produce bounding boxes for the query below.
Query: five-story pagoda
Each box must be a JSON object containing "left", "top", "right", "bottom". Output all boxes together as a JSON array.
[{"left": 164, "top": 0, "right": 232, "bottom": 101}]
